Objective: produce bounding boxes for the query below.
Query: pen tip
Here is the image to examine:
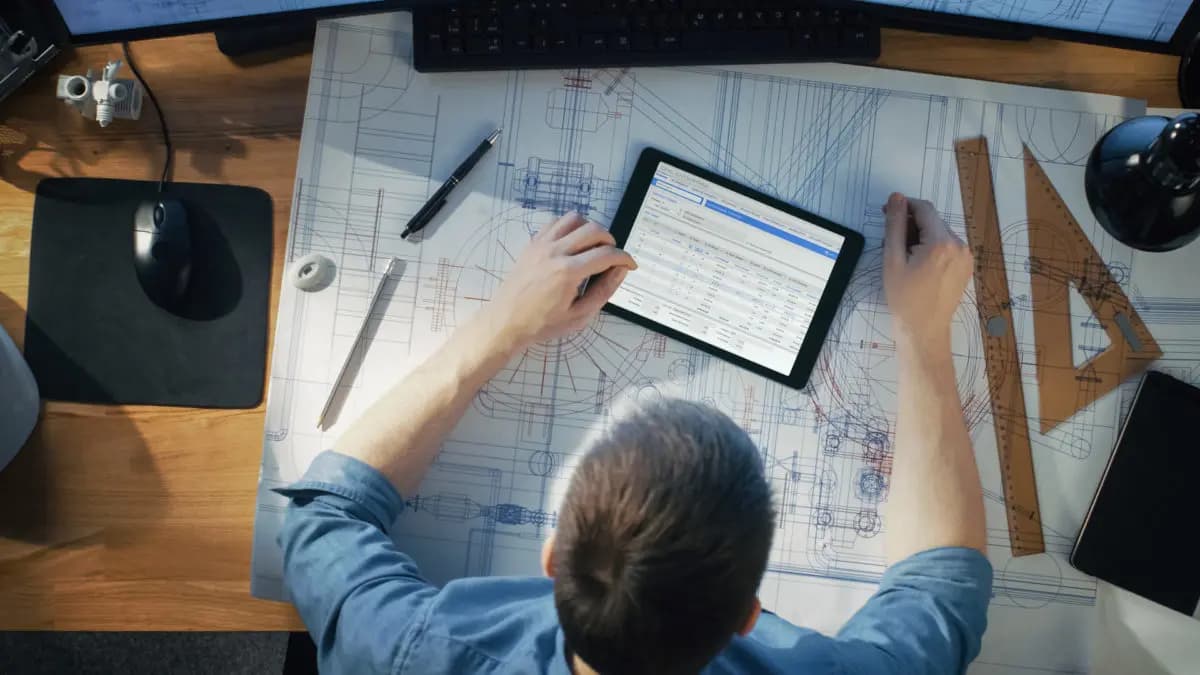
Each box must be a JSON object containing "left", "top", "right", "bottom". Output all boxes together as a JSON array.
[{"left": 488, "top": 128, "right": 502, "bottom": 144}]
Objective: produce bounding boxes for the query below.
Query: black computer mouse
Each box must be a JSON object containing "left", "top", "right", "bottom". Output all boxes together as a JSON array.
[{"left": 133, "top": 198, "right": 193, "bottom": 313}]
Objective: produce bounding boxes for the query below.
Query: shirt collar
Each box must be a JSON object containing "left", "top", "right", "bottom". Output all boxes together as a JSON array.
[{"left": 550, "top": 628, "right": 574, "bottom": 675}]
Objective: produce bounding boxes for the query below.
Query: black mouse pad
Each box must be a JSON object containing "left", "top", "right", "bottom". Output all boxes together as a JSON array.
[{"left": 25, "top": 178, "right": 272, "bottom": 408}]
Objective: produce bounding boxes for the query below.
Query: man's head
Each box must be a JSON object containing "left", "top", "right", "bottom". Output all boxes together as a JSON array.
[{"left": 543, "top": 399, "right": 776, "bottom": 675}]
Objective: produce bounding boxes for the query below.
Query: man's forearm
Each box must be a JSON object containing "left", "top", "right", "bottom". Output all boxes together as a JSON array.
[
  {"left": 335, "top": 308, "right": 519, "bottom": 496},
  {"left": 885, "top": 334, "right": 987, "bottom": 563}
]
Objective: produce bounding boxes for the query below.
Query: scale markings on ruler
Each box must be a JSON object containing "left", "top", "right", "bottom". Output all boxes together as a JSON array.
[{"left": 955, "top": 137, "right": 1045, "bottom": 557}]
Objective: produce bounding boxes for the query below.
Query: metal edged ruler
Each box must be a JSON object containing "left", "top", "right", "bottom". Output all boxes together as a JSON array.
[{"left": 955, "top": 137, "right": 1045, "bottom": 557}]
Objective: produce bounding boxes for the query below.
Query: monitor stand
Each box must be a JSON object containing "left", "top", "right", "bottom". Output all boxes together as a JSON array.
[{"left": 215, "top": 20, "right": 316, "bottom": 61}]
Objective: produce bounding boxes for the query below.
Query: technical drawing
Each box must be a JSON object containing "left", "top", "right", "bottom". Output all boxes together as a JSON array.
[{"left": 250, "top": 12, "right": 1200, "bottom": 675}]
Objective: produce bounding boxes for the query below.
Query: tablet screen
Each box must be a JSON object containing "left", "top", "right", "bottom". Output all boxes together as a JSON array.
[{"left": 608, "top": 162, "right": 846, "bottom": 375}]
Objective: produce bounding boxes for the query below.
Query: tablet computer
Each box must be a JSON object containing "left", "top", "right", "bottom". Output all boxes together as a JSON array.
[
  {"left": 603, "top": 148, "right": 864, "bottom": 390},
  {"left": 1070, "top": 371, "right": 1200, "bottom": 618}
]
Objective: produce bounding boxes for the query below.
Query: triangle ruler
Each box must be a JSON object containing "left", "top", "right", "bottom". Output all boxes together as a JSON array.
[{"left": 1022, "top": 146, "right": 1162, "bottom": 433}]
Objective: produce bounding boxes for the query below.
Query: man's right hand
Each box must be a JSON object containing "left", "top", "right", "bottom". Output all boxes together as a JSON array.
[
  {"left": 882, "top": 192, "right": 973, "bottom": 352},
  {"left": 480, "top": 211, "right": 637, "bottom": 354}
]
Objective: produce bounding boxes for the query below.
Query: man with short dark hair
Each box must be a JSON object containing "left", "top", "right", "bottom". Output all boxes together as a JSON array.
[
  {"left": 551, "top": 400, "right": 775, "bottom": 674},
  {"left": 278, "top": 193, "right": 991, "bottom": 674}
]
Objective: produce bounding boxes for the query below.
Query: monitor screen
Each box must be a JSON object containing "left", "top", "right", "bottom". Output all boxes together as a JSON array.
[
  {"left": 53, "top": 0, "right": 381, "bottom": 37},
  {"left": 862, "top": 0, "right": 1192, "bottom": 43},
  {"left": 607, "top": 161, "right": 846, "bottom": 376}
]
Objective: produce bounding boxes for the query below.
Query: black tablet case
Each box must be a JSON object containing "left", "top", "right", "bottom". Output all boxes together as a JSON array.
[
  {"left": 24, "top": 178, "right": 272, "bottom": 408},
  {"left": 1071, "top": 371, "right": 1200, "bottom": 617}
]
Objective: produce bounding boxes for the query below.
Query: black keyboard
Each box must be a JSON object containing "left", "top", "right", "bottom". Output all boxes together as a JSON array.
[{"left": 413, "top": 2, "right": 881, "bottom": 72}]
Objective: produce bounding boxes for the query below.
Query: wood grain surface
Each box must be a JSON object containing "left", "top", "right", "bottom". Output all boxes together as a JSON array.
[{"left": 0, "top": 27, "right": 1182, "bottom": 630}]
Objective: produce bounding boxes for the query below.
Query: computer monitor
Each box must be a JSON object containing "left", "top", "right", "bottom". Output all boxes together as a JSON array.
[
  {"left": 45, "top": 0, "right": 1200, "bottom": 55},
  {"left": 862, "top": 0, "right": 1200, "bottom": 53},
  {"left": 48, "top": 1, "right": 423, "bottom": 45}
]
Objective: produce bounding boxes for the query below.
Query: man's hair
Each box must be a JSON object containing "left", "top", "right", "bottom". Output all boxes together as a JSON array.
[{"left": 552, "top": 399, "right": 776, "bottom": 675}]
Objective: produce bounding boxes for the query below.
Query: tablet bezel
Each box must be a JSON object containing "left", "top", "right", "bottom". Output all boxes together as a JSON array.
[{"left": 602, "top": 147, "right": 864, "bottom": 390}]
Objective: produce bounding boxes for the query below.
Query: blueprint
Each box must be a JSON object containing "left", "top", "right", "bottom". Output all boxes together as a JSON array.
[
  {"left": 249, "top": 11, "right": 1200, "bottom": 674},
  {"left": 861, "top": 0, "right": 1192, "bottom": 42}
]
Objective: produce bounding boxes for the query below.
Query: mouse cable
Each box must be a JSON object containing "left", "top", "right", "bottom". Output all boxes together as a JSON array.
[{"left": 121, "top": 41, "right": 173, "bottom": 193}]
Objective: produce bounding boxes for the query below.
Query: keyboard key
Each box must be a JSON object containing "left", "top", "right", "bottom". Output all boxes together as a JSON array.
[
  {"left": 688, "top": 11, "right": 707, "bottom": 29},
  {"left": 447, "top": 17, "right": 463, "bottom": 34},
  {"left": 582, "top": 33, "right": 608, "bottom": 49},
  {"left": 847, "top": 28, "right": 869, "bottom": 48},
  {"left": 792, "top": 28, "right": 815, "bottom": 49},
  {"left": 633, "top": 14, "right": 651, "bottom": 31},
  {"left": 485, "top": 13, "right": 503, "bottom": 34},
  {"left": 658, "top": 32, "right": 681, "bottom": 49},
  {"left": 446, "top": 36, "right": 464, "bottom": 54},
  {"left": 507, "top": 11, "right": 530, "bottom": 31},
  {"left": 631, "top": 31, "right": 655, "bottom": 50},
  {"left": 508, "top": 34, "right": 532, "bottom": 49},
  {"left": 583, "top": 14, "right": 628, "bottom": 31},
  {"left": 681, "top": 30, "right": 718, "bottom": 50},
  {"left": 612, "top": 33, "right": 632, "bottom": 49},
  {"left": 817, "top": 27, "right": 840, "bottom": 46},
  {"left": 467, "top": 36, "right": 503, "bottom": 53},
  {"left": 745, "top": 29, "right": 787, "bottom": 49},
  {"left": 829, "top": 9, "right": 844, "bottom": 25},
  {"left": 551, "top": 33, "right": 576, "bottom": 48},
  {"left": 531, "top": 13, "right": 550, "bottom": 31},
  {"left": 532, "top": 34, "right": 549, "bottom": 50},
  {"left": 550, "top": 10, "right": 575, "bottom": 30},
  {"left": 427, "top": 35, "right": 444, "bottom": 53}
]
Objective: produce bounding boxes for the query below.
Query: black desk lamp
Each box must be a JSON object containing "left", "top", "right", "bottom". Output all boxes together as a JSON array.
[{"left": 1086, "top": 112, "right": 1200, "bottom": 252}]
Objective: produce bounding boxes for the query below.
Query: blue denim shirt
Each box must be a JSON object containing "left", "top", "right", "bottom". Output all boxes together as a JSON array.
[{"left": 277, "top": 451, "right": 993, "bottom": 675}]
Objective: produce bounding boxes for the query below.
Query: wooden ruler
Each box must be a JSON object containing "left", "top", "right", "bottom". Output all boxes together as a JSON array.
[
  {"left": 955, "top": 138, "right": 1164, "bottom": 556},
  {"left": 956, "top": 137, "right": 1045, "bottom": 557},
  {"left": 1022, "top": 146, "right": 1163, "bottom": 433}
]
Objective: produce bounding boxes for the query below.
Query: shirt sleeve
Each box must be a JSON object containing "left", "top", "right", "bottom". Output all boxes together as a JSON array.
[
  {"left": 274, "top": 451, "right": 436, "bottom": 675},
  {"left": 831, "top": 547, "right": 994, "bottom": 675}
]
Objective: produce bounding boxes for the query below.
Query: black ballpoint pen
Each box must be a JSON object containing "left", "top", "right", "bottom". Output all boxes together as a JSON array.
[{"left": 401, "top": 128, "right": 502, "bottom": 239}]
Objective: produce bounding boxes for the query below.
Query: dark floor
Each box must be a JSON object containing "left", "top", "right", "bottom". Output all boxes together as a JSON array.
[{"left": 0, "top": 632, "right": 290, "bottom": 674}]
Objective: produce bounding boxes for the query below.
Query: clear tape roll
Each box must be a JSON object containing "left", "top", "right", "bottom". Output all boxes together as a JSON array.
[{"left": 292, "top": 254, "right": 336, "bottom": 292}]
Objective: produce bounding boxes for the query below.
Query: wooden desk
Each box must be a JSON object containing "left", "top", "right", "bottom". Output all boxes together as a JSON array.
[{"left": 0, "top": 27, "right": 1182, "bottom": 630}]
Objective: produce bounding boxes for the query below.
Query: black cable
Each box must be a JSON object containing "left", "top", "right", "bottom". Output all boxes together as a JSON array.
[{"left": 121, "top": 41, "right": 172, "bottom": 193}]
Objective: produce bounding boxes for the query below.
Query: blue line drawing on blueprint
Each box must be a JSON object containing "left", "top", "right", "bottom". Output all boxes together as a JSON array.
[
  {"left": 250, "top": 12, "right": 1200, "bottom": 675},
  {"left": 862, "top": 0, "right": 1192, "bottom": 42}
]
